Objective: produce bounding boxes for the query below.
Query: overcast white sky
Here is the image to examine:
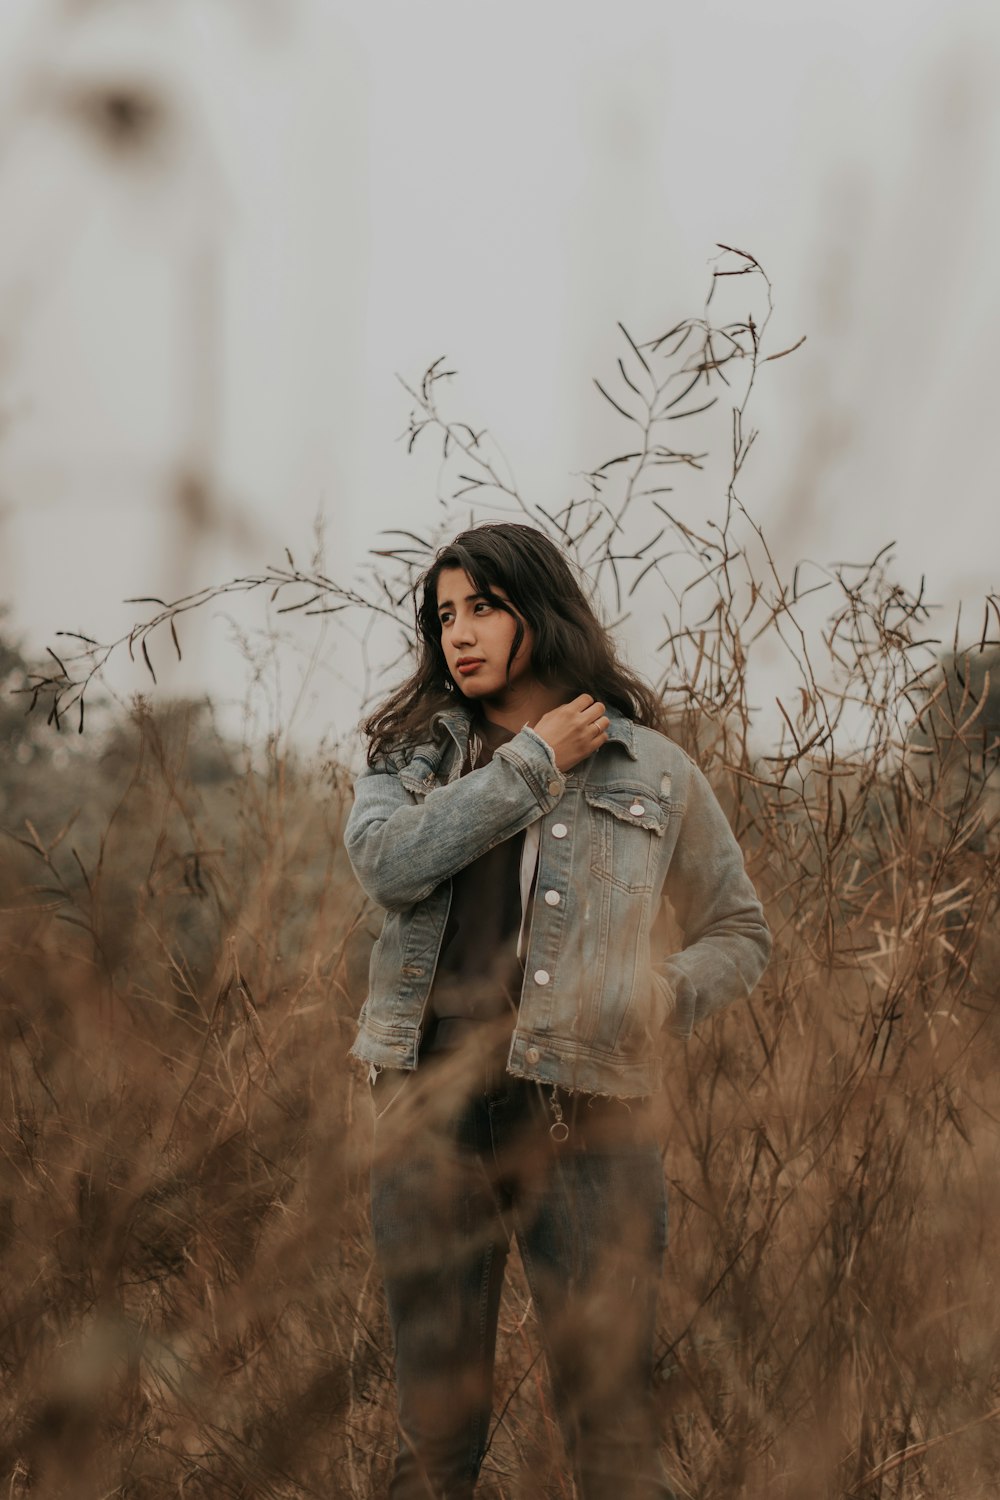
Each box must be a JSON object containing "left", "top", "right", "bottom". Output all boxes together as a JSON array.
[{"left": 0, "top": 0, "right": 997, "bottom": 750}]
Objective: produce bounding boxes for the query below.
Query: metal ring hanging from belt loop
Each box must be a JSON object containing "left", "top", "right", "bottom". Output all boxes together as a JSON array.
[{"left": 548, "top": 1086, "right": 570, "bottom": 1144}]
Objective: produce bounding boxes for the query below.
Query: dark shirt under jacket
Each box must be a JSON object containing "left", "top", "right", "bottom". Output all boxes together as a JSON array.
[{"left": 421, "top": 715, "right": 526, "bottom": 1055}]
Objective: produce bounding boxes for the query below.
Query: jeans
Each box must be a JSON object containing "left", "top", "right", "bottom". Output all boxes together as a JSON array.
[{"left": 369, "top": 1053, "right": 675, "bottom": 1499}]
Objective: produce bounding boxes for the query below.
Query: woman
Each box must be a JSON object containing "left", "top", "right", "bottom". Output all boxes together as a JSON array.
[{"left": 345, "top": 523, "right": 771, "bottom": 1499}]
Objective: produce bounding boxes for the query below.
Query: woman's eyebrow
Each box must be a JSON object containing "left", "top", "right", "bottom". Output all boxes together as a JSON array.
[{"left": 437, "top": 591, "right": 489, "bottom": 615}]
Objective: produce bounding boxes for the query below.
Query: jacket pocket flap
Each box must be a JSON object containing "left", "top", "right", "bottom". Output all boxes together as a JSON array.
[{"left": 583, "top": 785, "right": 667, "bottom": 834}]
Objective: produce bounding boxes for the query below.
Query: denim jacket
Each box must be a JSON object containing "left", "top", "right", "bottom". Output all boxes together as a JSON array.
[{"left": 344, "top": 703, "right": 771, "bottom": 1098}]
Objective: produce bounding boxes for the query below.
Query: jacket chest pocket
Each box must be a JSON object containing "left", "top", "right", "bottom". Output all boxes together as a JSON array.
[{"left": 584, "top": 785, "right": 668, "bottom": 894}]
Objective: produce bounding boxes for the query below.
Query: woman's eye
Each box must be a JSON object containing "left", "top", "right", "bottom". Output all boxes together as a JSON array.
[{"left": 474, "top": 602, "right": 492, "bottom": 614}]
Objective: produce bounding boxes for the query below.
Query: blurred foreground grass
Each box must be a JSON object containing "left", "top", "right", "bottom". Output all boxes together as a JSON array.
[{"left": 0, "top": 676, "right": 997, "bottom": 1500}]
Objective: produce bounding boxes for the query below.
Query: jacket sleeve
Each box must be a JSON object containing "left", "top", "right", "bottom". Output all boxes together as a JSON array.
[
  {"left": 656, "top": 760, "right": 771, "bottom": 1037},
  {"left": 344, "top": 726, "right": 564, "bottom": 910}
]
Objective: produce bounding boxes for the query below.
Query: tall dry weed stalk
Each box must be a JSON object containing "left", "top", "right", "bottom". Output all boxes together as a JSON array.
[{"left": 3, "top": 247, "right": 1000, "bottom": 1497}]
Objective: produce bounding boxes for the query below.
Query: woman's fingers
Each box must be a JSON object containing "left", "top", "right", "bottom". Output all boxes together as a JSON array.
[
  {"left": 534, "top": 695, "right": 609, "bottom": 770},
  {"left": 566, "top": 694, "right": 606, "bottom": 722},
  {"left": 579, "top": 701, "right": 608, "bottom": 741}
]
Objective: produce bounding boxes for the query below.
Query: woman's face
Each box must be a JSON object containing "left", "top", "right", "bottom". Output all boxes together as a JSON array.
[{"left": 435, "top": 566, "right": 535, "bottom": 702}]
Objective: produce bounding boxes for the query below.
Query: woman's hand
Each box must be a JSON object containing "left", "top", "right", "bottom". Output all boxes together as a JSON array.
[{"left": 532, "top": 695, "right": 610, "bottom": 772}]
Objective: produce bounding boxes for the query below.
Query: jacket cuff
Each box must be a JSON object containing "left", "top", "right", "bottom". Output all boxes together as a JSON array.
[
  {"left": 520, "top": 723, "right": 559, "bottom": 769},
  {"left": 495, "top": 726, "right": 566, "bottom": 809}
]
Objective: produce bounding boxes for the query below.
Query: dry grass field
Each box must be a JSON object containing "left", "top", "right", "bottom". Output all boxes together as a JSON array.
[
  {"left": 1, "top": 631, "right": 998, "bottom": 1499},
  {"left": 2, "top": 251, "right": 998, "bottom": 1496}
]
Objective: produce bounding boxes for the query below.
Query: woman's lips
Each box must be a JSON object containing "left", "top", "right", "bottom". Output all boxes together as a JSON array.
[{"left": 456, "top": 660, "right": 484, "bottom": 675}]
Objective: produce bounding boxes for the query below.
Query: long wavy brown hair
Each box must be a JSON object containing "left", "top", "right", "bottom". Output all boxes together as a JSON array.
[{"left": 363, "top": 523, "right": 665, "bottom": 763}]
